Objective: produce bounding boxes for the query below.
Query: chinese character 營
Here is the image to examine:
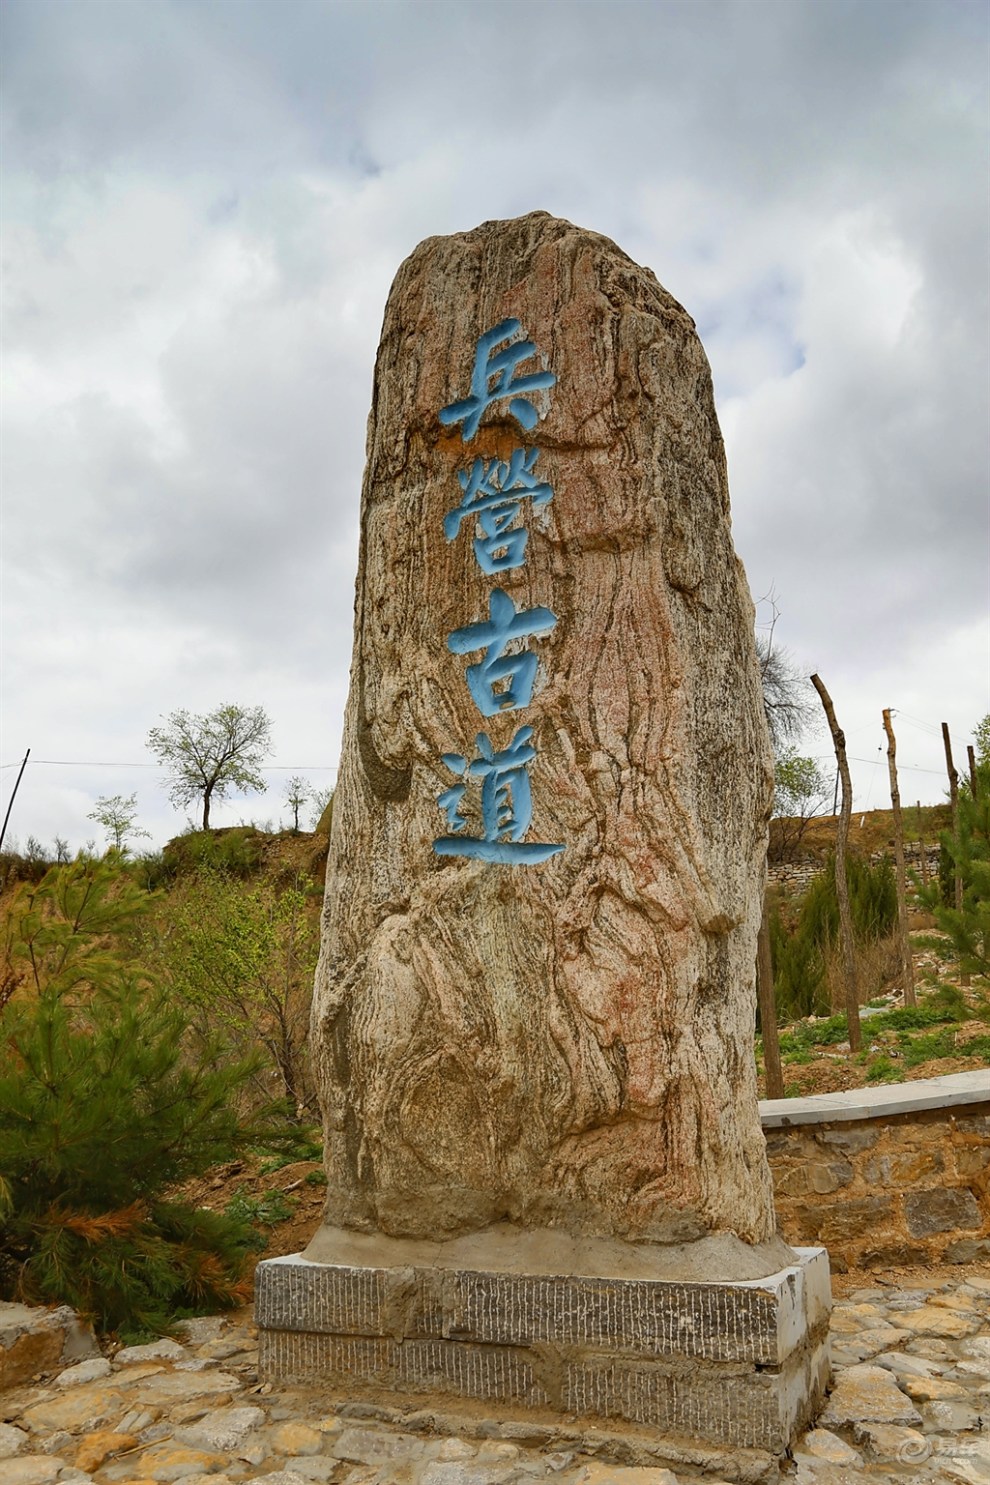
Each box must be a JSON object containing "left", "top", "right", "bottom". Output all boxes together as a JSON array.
[{"left": 444, "top": 447, "right": 554, "bottom": 575}]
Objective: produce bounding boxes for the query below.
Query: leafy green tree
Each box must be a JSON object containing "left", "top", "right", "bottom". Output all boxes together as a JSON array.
[
  {"left": 919, "top": 759, "right": 990, "bottom": 977},
  {"left": 309, "top": 786, "right": 334, "bottom": 831},
  {"left": 0, "top": 858, "right": 285, "bottom": 1336},
  {"left": 151, "top": 869, "right": 319, "bottom": 1114},
  {"left": 87, "top": 793, "right": 151, "bottom": 853},
  {"left": 974, "top": 714, "right": 990, "bottom": 769},
  {"left": 284, "top": 775, "right": 309, "bottom": 833},
  {"left": 771, "top": 748, "right": 831, "bottom": 861},
  {"left": 147, "top": 705, "right": 272, "bottom": 830}
]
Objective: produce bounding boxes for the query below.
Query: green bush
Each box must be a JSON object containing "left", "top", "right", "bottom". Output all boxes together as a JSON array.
[
  {"left": 162, "top": 827, "right": 264, "bottom": 879},
  {"left": 224, "top": 1189, "right": 297, "bottom": 1229},
  {"left": 865, "top": 1055, "right": 902, "bottom": 1084},
  {"left": 800, "top": 853, "right": 897, "bottom": 949},
  {"left": 770, "top": 853, "right": 899, "bottom": 1024},
  {"left": 777, "top": 1013, "right": 849, "bottom": 1056},
  {"left": 0, "top": 857, "right": 291, "bottom": 1337},
  {"left": 768, "top": 904, "right": 828, "bottom": 1020}
]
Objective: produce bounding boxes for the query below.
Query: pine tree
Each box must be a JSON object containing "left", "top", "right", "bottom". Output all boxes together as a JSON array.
[
  {"left": 920, "top": 761, "right": 990, "bottom": 977},
  {"left": 0, "top": 858, "right": 288, "bottom": 1337}
]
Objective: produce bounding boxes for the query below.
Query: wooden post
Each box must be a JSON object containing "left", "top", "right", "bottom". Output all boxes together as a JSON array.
[
  {"left": 916, "top": 801, "right": 929, "bottom": 887},
  {"left": 968, "top": 744, "right": 979, "bottom": 799},
  {"left": 942, "top": 723, "right": 963, "bottom": 912},
  {"left": 883, "top": 710, "right": 916, "bottom": 1007},
  {"left": 756, "top": 895, "right": 784, "bottom": 1099},
  {"left": 0, "top": 748, "right": 31, "bottom": 855},
  {"left": 811, "top": 674, "right": 861, "bottom": 1052}
]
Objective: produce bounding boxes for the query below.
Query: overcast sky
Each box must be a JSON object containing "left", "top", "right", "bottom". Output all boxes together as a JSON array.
[{"left": 2, "top": 0, "right": 988, "bottom": 854}]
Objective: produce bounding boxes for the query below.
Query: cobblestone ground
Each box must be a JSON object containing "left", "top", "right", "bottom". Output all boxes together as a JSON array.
[{"left": 0, "top": 1275, "right": 987, "bottom": 1485}]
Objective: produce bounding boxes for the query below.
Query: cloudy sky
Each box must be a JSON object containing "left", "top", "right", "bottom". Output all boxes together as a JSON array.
[{"left": 2, "top": 0, "right": 988, "bottom": 853}]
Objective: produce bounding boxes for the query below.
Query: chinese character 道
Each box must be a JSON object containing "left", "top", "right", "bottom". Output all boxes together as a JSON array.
[{"left": 434, "top": 727, "right": 565, "bottom": 866}]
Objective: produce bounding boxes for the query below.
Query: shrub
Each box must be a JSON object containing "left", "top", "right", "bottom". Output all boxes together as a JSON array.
[
  {"left": 920, "top": 761, "right": 990, "bottom": 977},
  {"left": 0, "top": 857, "right": 291, "bottom": 1337},
  {"left": 162, "top": 827, "right": 264, "bottom": 879},
  {"left": 771, "top": 853, "right": 899, "bottom": 1021}
]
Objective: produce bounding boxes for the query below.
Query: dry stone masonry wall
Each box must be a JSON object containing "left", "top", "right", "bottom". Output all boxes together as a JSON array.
[{"left": 762, "top": 1079, "right": 989, "bottom": 1271}]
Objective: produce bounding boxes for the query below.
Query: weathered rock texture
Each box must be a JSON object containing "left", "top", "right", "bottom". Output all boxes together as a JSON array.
[{"left": 313, "top": 212, "right": 775, "bottom": 1246}]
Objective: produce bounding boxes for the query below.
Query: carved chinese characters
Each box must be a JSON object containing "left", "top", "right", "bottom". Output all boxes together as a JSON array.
[{"left": 311, "top": 213, "right": 777, "bottom": 1251}]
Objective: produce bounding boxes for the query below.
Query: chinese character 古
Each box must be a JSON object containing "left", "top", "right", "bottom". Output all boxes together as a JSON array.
[
  {"left": 439, "top": 319, "right": 556, "bottom": 441},
  {"left": 434, "top": 726, "right": 564, "bottom": 865},
  {"left": 447, "top": 587, "right": 557, "bottom": 717},
  {"left": 444, "top": 447, "right": 553, "bottom": 575}
]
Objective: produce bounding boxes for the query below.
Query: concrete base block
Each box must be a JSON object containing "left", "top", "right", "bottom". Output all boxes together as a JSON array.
[{"left": 255, "top": 1243, "right": 830, "bottom": 1460}]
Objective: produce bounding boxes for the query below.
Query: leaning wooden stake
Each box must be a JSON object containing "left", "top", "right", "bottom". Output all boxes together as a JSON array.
[
  {"left": 756, "top": 895, "right": 784, "bottom": 1099},
  {"left": 942, "top": 723, "right": 963, "bottom": 912},
  {"left": 883, "top": 710, "right": 916, "bottom": 1007},
  {"left": 811, "top": 674, "right": 861, "bottom": 1052},
  {"left": 916, "top": 801, "right": 929, "bottom": 887}
]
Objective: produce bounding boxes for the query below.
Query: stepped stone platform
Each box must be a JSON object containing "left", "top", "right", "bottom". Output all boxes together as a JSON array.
[{"left": 255, "top": 1230, "right": 831, "bottom": 1467}]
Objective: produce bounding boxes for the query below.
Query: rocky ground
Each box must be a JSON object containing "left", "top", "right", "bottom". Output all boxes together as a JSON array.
[{"left": 0, "top": 1272, "right": 988, "bottom": 1485}]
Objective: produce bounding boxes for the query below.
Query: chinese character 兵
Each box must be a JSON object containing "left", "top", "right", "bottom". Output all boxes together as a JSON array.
[
  {"left": 444, "top": 447, "right": 553, "bottom": 575},
  {"left": 438, "top": 319, "right": 556, "bottom": 441},
  {"left": 447, "top": 587, "right": 557, "bottom": 717},
  {"left": 433, "top": 726, "right": 564, "bottom": 865}
]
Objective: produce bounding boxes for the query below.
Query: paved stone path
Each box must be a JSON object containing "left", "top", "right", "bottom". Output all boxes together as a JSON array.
[{"left": 0, "top": 1274, "right": 987, "bottom": 1485}]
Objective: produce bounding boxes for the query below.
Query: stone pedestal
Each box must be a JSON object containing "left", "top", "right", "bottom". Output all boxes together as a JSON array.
[{"left": 256, "top": 1239, "right": 830, "bottom": 1468}]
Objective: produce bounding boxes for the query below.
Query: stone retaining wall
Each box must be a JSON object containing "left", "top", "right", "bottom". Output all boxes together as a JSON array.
[
  {"left": 760, "top": 1072, "right": 989, "bottom": 1272},
  {"left": 767, "top": 842, "right": 940, "bottom": 898}
]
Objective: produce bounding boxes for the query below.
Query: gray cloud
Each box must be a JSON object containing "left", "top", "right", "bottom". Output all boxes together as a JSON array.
[{"left": 2, "top": 0, "right": 987, "bottom": 848}]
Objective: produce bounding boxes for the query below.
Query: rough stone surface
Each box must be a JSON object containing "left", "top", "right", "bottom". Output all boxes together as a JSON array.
[
  {"left": 54, "top": 1357, "right": 112, "bottom": 1388},
  {"left": 0, "top": 1458, "right": 63, "bottom": 1485},
  {"left": 819, "top": 1365, "right": 923, "bottom": 1428},
  {"left": 2, "top": 1279, "right": 989, "bottom": 1484},
  {"left": 0, "top": 1303, "right": 97, "bottom": 1391},
  {"left": 311, "top": 210, "right": 775, "bottom": 1249},
  {"left": 767, "top": 1099, "right": 990, "bottom": 1270},
  {"left": 0, "top": 1422, "right": 30, "bottom": 1457},
  {"left": 73, "top": 1428, "right": 138, "bottom": 1471},
  {"left": 174, "top": 1404, "right": 265, "bottom": 1452},
  {"left": 115, "top": 1339, "right": 187, "bottom": 1365}
]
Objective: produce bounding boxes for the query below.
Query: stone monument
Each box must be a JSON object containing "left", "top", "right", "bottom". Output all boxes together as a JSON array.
[{"left": 256, "top": 213, "right": 830, "bottom": 1475}]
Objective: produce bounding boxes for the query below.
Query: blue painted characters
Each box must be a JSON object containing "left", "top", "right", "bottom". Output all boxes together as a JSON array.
[
  {"left": 443, "top": 447, "right": 553, "bottom": 575},
  {"left": 438, "top": 318, "right": 556, "bottom": 441},
  {"left": 435, "top": 728, "right": 563, "bottom": 865},
  {"left": 434, "top": 320, "right": 563, "bottom": 865},
  {"left": 447, "top": 588, "right": 557, "bottom": 718}
]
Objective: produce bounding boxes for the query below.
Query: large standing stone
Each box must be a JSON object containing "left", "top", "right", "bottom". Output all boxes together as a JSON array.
[{"left": 311, "top": 210, "right": 776, "bottom": 1251}]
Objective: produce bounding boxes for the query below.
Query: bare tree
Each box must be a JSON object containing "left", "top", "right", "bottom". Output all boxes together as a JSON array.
[
  {"left": 756, "top": 595, "right": 818, "bottom": 755},
  {"left": 811, "top": 673, "right": 861, "bottom": 1053},
  {"left": 882, "top": 710, "right": 916, "bottom": 1007}
]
